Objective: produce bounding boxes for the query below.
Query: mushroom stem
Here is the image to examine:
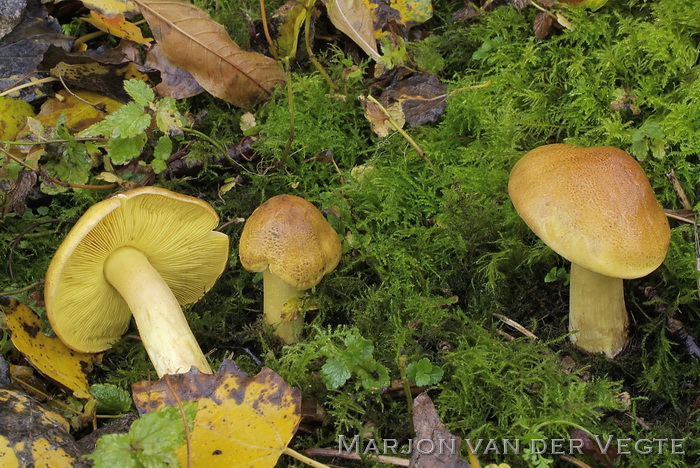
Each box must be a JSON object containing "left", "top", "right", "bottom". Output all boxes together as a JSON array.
[
  {"left": 263, "top": 268, "right": 303, "bottom": 344},
  {"left": 568, "top": 262, "right": 629, "bottom": 357},
  {"left": 104, "top": 246, "right": 213, "bottom": 377}
]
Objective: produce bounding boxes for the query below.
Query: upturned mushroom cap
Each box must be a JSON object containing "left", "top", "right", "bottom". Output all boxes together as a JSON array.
[
  {"left": 45, "top": 187, "right": 229, "bottom": 353},
  {"left": 238, "top": 194, "right": 342, "bottom": 289},
  {"left": 508, "top": 144, "right": 670, "bottom": 279}
]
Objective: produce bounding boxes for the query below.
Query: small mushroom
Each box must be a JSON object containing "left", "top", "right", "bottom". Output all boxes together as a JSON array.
[
  {"left": 45, "top": 187, "right": 229, "bottom": 377},
  {"left": 238, "top": 194, "right": 342, "bottom": 344},
  {"left": 508, "top": 144, "right": 670, "bottom": 357}
]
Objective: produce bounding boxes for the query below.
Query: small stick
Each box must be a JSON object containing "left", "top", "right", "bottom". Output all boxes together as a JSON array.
[
  {"left": 282, "top": 447, "right": 332, "bottom": 468},
  {"left": 302, "top": 447, "right": 410, "bottom": 466},
  {"left": 493, "top": 313, "right": 539, "bottom": 340},
  {"left": 0, "top": 77, "right": 58, "bottom": 98},
  {"left": 666, "top": 170, "right": 700, "bottom": 296}
]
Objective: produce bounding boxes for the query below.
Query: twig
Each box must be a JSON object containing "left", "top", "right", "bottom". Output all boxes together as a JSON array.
[
  {"left": 559, "top": 455, "right": 593, "bottom": 468},
  {"left": 302, "top": 448, "right": 409, "bottom": 466},
  {"left": 493, "top": 313, "right": 539, "bottom": 340},
  {"left": 364, "top": 95, "right": 432, "bottom": 166},
  {"left": 163, "top": 375, "right": 192, "bottom": 468},
  {"left": 1, "top": 280, "right": 44, "bottom": 296},
  {"left": 0, "top": 148, "right": 117, "bottom": 190},
  {"left": 665, "top": 170, "right": 700, "bottom": 297},
  {"left": 0, "top": 77, "right": 58, "bottom": 98},
  {"left": 7, "top": 219, "right": 71, "bottom": 280},
  {"left": 259, "top": 0, "right": 279, "bottom": 60},
  {"left": 666, "top": 170, "right": 692, "bottom": 210},
  {"left": 640, "top": 286, "right": 700, "bottom": 359},
  {"left": 57, "top": 74, "right": 107, "bottom": 114}
]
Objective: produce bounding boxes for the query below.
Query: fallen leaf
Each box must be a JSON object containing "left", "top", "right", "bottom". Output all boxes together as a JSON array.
[
  {"left": 272, "top": 0, "right": 308, "bottom": 59},
  {"left": 144, "top": 43, "right": 204, "bottom": 99},
  {"left": 324, "top": 0, "right": 381, "bottom": 61},
  {"left": 135, "top": 0, "right": 286, "bottom": 107},
  {"left": 132, "top": 360, "right": 302, "bottom": 467},
  {"left": 80, "top": 0, "right": 140, "bottom": 18},
  {"left": 409, "top": 393, "right": 470, "bottom": 467},
  {"left": 33, "top": 89, "right": 123, "bottom": 133},
  {"left": 362, "top": 0, "right": 433, "bottom": 32},
  {"left": 533, "top": 12, "right": 554, "bottom": 40},
  {"left": 0, "top": 170, "right": 37, "bottom": 216},
  {"left": 83, "top": 11, "right": 153, "bottom": 44},
  {"left": 379, "top": 72, "right": 446, "bottom": 127},
  {"left": 0, "top": 297, "right": 101, "bottom": 400},
  {"left": 359, "top": 95, "right": 405, "bottom": 137},
  {"left": 0, "top": 96, "right": 35, "bottom": 140},
  {"left": 0, "top": 0, "right": 25, "bottom": 40},
  {"left": 0, "top": 388, "right": 87, "bottom": 467}
]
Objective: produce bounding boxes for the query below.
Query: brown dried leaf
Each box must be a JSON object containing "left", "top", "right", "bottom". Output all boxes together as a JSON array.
[
  {"left": 324, "top": 0, "right": 381, "bottom": 61},
  {"left": 134, "top": 0, "right": 286, "bottom": 107},
  {"left": 359, "top": 96, "right": 405, "bottom": 137},
  {"left": 380, "top": 72, "right": 447, "bottom": 127},
  {"left": 533, "top": 11, "right": 554, "bottom": 40},
  {"left": 409, "top": 393, "right": 470, "bottom": 467}
]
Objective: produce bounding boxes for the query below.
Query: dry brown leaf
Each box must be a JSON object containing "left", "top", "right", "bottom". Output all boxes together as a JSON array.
[
  {"left": 324, "top": 0, "right": 381, "bottom": 61},
  {"left": 134, "top": 0, "right": 286, "bottom": 107},
  {"left": 410, "top": 393, "right": 470, "bottom": 468}
]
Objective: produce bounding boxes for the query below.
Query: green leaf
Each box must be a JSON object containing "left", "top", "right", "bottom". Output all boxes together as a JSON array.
[
  {"left": 155, "top": 99, "right": 184, "bottom": 136},
  {"left": 90, "top": 384, "right": 132, "bottom": 414},
  {"left": 124, "top": 80, "right": 155, "bottom": 107},
  {"left": 86, "top": 402, "right": 197, "bottom": 468},
  {"left": 407, "top": 358, "right": 444, "bottom": 386},
  {"left": 343, "top": 332, "right": 374, "bottom": 366},
  {"left": 320, "top": 358, "right": 352, "bottom": 389},
  {"left": 108, "top": 134, "right": 147, "bottom": 165},
  {"left": 150, "top": 136, "right": 172, "bottom": 174}
]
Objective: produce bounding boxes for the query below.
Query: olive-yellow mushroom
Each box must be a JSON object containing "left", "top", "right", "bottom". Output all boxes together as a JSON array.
[
  {"left": 45, "top": 187, "right": 229, "bottom": 377},
  {"left": 239, "top": 195, "right": 342, "bottom": 344},
  {"left": 508, "top": 144, "right": 670, "bottom": 357}
]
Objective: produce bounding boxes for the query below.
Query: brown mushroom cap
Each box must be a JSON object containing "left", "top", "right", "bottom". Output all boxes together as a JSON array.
[
  {"left": 238, "top": 194, "right": 342, "bottom": 289},
  {"left": 508, "top": 144, "right": 670, "bottom": 279},
  {"left": 44, "top": 187, "right": 229, "bottom": 353}
]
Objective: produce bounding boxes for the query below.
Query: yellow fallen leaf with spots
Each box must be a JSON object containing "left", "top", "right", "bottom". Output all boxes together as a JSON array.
[
  {"left": 83, "top": 11, "right": 153, "bottom": 44},
  {"left": 0, "top": 388, "right": 84, "bottom": 467},
  {"left": 0, "top": 297, "right": 101, "bottom": 400},
  {"left": 132, "top": 360, "right": 323, "bottom": 467},
  {"left": 34, "top": 89, "right": 122, "bottom": 133},
  {"left": 0, "top": 96, "right": 35, "bottom": 140}
]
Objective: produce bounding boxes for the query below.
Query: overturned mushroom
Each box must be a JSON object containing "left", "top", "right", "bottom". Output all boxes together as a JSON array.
[
  {"left": 508, "top": 144, "right": 670, "bottom": 357},
  {"left": 239, "top": 195, "right": 342, "bottom": 344},
  {"left": 45, "top": 187, "right": 229, "bottom": 377}
]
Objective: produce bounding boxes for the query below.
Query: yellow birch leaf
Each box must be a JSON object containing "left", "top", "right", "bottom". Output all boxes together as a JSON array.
[
  {"left": 0, "top": 388, "right": 82, "bottom": 467},
  {"left": 132, "top": 360, "right": 302, "bottom": 467},
  {"left": 35, "top": 89, "right": 122, "bottom": 133},
  {"left": 83, "top": 11, "right": 153, "bottom": 43},
  {"left": 0, "top": 298, "right": 101, "bottom": 400},
  {"left": 0, "top": 96, "right": 35, "bottom": 140}
]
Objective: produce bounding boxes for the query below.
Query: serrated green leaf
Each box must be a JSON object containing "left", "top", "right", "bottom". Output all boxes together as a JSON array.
[
  {"left": 124, "top": 80, "right": 155, "bottom": 107},
  {"left": 87, "top": 402, "right": 197, "bottom": 468},
  {"left": 343, "top": 332, "right": 374, "bottom": 366},
  {"left": 90, "top": 384, "right": 133, "bottom": 414},
  {"left": 150, "top": 136, "right": 172, "bottom": 174},
  {"left": 108, "top": 134, "right": 147, "bottom": 165},
  {"left": 154, "top": 99, "right": 184, "bottom": 136},
  {"left": 321, "top": 358, "right": 352, "bottom": 389}
]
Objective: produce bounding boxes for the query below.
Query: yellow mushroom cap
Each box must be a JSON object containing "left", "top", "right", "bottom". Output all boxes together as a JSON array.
[
  {"left": 238, "top": 194, "right": 342, "bottom": 289},
  {"left": 44, "top": 187, "right": 230, "bottom": 353},
  {"left": 508, "top": 144, "right": 670, "bottom": 279}
]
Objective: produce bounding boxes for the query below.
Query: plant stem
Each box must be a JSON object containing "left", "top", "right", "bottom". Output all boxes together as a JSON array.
[
  {"left": 0, "top": 77, "right": 58, "bottom": 98},
  {"left": 279, "top": 57, "right": 295, "bottom": 167},
  {"left": 259, "top": 0, "right": 279, "bottom": 60},
  {"left": 304, "top": 0, "right": 339, "bottom": 91},
  {"left": 1, "top": 281, "right": 43, "bottom": 296},
  {"left": 398, "top": 353, "right": 415, "bottom": 436},
  {"left": 282, "top": 447, "right": 331, "bottom": 468}
]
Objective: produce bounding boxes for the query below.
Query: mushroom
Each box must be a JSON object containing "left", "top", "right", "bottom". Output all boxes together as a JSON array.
[
  {"left": 508, "top": 144, "right": 670, "bottom": 357},
  {"left": 238, "top": 194, "right": 342, "bottom": 344},
  {"left": 44, "top": 187, "right": 229, "bottom": 377}
]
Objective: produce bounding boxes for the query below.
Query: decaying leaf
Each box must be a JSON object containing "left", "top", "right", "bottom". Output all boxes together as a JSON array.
[
  {"left": 324, "top": 0, "right": 381, "bottom": 61},
  {"left": 132, "top": 360, "right": 302, "bottom": 467},
  {"left": 272, "top": 0, "right": 308, "bottom": 59},
  {"left": 80, "top": 0, "right": 140, "bottom": 18},
  {"left": 533, "top": 12, "right": 554, "bottom": 40},
  {"left": 409, "top": 393, "right": 470, "bottom": 467},
  {"left": 0, "top": 170, "right": 37, "bottom": 216},
  {"left": 82, "top": 11, "right": 153, "bottom": 44},
  {"left": 379, "top": 72, "right": 446, "bottom": 127},
  {"left": 0, "top": 0, "right": 25, "bottom": 40},
  {"left": 362, "top": 0, "right": 433, "bottom": 32},
  {"left": 359, "top": 96, "right": 405, "bottom": 137},
  {"left": 33, "top": 89, "right": 123, "bottom": 133},
  {"left": 0, "top": 297, "right": 101, "bottom": 400},
  {"left": 0, "top": 388, "right": 87, "bottom": 467},
  {"left": 135, "top": 0, "right": 286, "bottom": 107},
  {"left": 0, "top": 96, "right": 36, "bottom": 140},
  {"left": 144, "top": 43, "right": 204, "bottom": 99}
]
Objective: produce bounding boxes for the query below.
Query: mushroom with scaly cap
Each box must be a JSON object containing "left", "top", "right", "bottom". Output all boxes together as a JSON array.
[
  {"left": 508, "top": 144, "right": 670, "bottom": 357},
  {"left": 45, "top": 187, "right": 229, "bottom": 377},
  {"left": 239, "top": 194, "right": 342, "bottom": 344}
]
